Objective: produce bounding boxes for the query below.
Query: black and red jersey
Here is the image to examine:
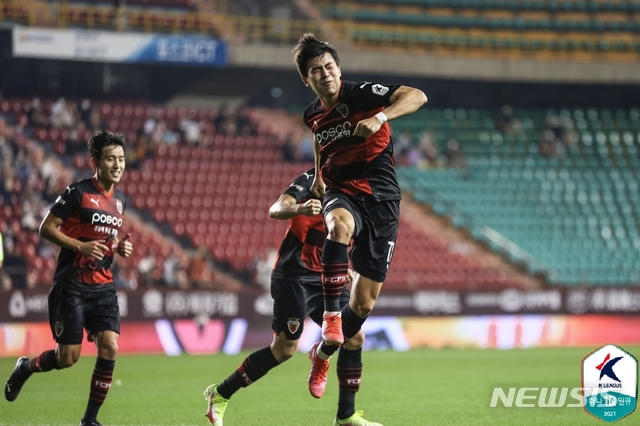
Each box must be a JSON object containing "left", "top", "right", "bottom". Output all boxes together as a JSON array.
[
  {"left": 271, "top": 169, "right": 326, "bottom": 283},
  {"left": 49, "top": 177, "right": 126, "bottom": 290},
  {"left": 303, "top": 80, "right": 402, "bottom": 202}
]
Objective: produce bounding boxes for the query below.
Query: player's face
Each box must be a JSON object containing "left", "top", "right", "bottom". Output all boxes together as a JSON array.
[
  {"left": 95, "top": 145, "right": 126, "bottom": 185},
  {"left": 302, "top": 52, "right": 341, "bottom": 103}
]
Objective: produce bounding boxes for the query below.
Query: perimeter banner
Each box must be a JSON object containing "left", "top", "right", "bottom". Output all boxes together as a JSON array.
[
  {"left": 2, "top": 287, "right": 640, "bottom": 323},
  {"left": 12, "top": 26, "right": 227, "bottom": 65}
]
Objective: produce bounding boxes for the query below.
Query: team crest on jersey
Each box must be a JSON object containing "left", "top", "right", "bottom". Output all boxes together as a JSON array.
[
  {"left": 116, "top": 199, "right": 123, "bottom": 214},
  {"left": 287, "top": 318, "right": 301, "bottom": 334},
  {"left": 372, "top": 84, "right": 389, "bottom": 96},
  {"left": 54, "top": 321, "right": 64, "bottom": 337},
  {"left": 336, "top": 103, "right": 349, "bottom": 118}
]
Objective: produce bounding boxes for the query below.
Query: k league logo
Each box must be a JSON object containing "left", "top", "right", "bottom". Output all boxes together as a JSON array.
[{"left": 582, "top": 344, "right": 638, "bottom": 423}]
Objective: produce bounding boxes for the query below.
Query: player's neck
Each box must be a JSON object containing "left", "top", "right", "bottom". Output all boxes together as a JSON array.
[
  {"left": 320, "top": 93, "right": 339, "bottom": 110},
  {"left": 93, "top": 174, "right": 114, "bottom": 194}
]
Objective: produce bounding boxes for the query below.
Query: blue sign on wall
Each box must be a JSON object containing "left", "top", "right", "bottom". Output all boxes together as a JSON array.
[{"left": 128, "top": 36, "right": 227, "bottom": 66}]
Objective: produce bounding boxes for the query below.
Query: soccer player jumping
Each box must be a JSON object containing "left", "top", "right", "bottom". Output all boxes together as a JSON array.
[
  {"left": 293, "top": 33, "right": 427, "bottom": 387},
  {"left": 4, "top": 131, "right": 133, "bottom": 426},
  {"left": 204, "top": 168, "right": 380, "bottom": 425}
]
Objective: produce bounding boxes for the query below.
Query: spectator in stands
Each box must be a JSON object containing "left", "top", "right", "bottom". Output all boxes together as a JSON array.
[
  {"left": 0, "top": 271, "right": 11, "bottom": 292},
  {"left": 65, "top": 128, "right": 87, "bottom": 156},
  {"left": 137, "top": 249, "right": 158, "bottom": 287},
  {"left": 254, "top": 246, "right": 277, "bottom": 291},
  {"left": 215, "top": 105, "right": 254, "bottom": 136},
  {"left": 188, "top": 245, "right": 213, "bottom": 288},
  {"left": 299, "top": 134, "right": 315, "bottom": 162},
  {"left": 77, "top": 99, "right": 94, "bottom": 129},
  {"left": 2, "top": 242, "right": 26, "bottom": 288},
  {"left": 163, "top": 251, "right": 181, "bottom": 287},
  {"left": 125, "top": 131, "right": 150, "bottom": 169},
  {"left": 543, "top": 115, "right": 575, "bottom": 154},
  {"left": 495, "top": 104, "right": 521, "bottom": 135},
  {"left": 415, "top": 131, "right": 444, "bottom": 169},
  {"left": 538, "top": 128, "right": 558, "bottom": 158},
  {"left": 394, "top": 132, "right": 411, "bottom": 155},
  {"left": 49, "top": 98, "right": 74, "bottom": 129},
  {"left": 282, "top": 134, "right": 304, "bottom": 163},
  {"left": 0, "top": 228, "right": 11, "bottom": 291},
  {"left": 88, "top": 107, "right": 106, "bottom": 132},
  {"left": 20, "top": 194, "right": 42, "bottom": 231},
  {"left": 26, "top": 98, "right": 48, "bottom": 128},
  {"left": 179, "top": 117, "right": 203, "bottom": 146},
  {"left": 445, "top": 139, "right": 468, "bottom": 178}
]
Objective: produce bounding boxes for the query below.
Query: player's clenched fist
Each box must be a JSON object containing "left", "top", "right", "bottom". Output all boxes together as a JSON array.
[
  {"left": 115, "top": 233, "right": 133, "bottom": 257},
  {"left": 299, "top": 199, "right": 322, "bottom": 216},
  {"left": 79, "top": 240, "right": 110, "bottom": 260}
]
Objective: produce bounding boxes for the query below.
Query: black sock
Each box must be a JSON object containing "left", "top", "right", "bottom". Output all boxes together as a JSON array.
[
  {"left": 216, "top": 347, "right": 279, "bottom": 399},
  {"left": 342, "top": 305, "right": 367, "bottom": 340},
  {"left": 321, "top": 240, "right": 349, "bottom": 312},
  {"left": 83, "top": 357, "right": 115, "bottom": 423},
  {"left": 319, "top": 306, "right": 366, "bottom": 357},
  {"left": 24, "top": 350, "right": 59, "bottom": 374},
  {"left": 336, "top": 347, "right": 362, "bottom": 420}
]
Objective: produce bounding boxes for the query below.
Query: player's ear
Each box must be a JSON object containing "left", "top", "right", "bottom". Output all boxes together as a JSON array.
[
  {"left": 90, "top": 156, "right": 97, "bottom": 170},
  {"left": 301, "top": 76, "right": 309, "bottom": 87}
]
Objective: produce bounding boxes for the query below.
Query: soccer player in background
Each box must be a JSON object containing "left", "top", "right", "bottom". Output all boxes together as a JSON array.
[
  {"left": 292, "top": 33, "right": 427, "bottom": 381},
  {"left": 3, "top": 131, "right": 133, "bottom": 426},
  {"left": 204, "top": 168, "right": 382, "bottom": 426}
]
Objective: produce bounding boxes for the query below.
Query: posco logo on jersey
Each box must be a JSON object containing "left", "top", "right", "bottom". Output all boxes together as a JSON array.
[
  {"left": 91, "top": 213, "right": 123, "bottom": 227},
  {"left": 315, "top": 121, "right": 352, "bottom": 144}
]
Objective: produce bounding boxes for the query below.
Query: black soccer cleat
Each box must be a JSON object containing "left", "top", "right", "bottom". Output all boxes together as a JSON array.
[
  {"left": 4, "top": 356, "right": 32, "bottom": 402},
  {"left": 79, "top": 419, "right": 103, "bottom": 426}
]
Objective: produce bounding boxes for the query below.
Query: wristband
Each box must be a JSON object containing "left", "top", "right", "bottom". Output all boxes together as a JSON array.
[{"left": 374, "top": 111, "right": 388, "bottom": 123}]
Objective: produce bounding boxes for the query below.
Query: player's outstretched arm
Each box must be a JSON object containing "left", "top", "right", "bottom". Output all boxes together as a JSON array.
[
  {"left": 384, "top": 85, "right": 428, "bottom": 120},
  {"left": 354, "top": 85, "right": 428, "bottom": 138},
  {"left": 40, "top": 211, "right": 109, "bottom": 260},
  {"left": 269, "top": 194, "right": 321, "bottom": 220}
]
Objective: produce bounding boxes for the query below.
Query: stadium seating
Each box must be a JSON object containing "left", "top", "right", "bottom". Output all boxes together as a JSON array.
[
  {"left": 2, "top": 95, "right": 545, "bottom": 290},
  {"left": 393, "top": 106, "right": 640, "bottom": 286},
  {"left": 317, "top": 0, "right": 640, "bottom": 58}
]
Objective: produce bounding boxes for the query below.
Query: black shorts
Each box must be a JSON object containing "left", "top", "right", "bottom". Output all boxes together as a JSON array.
[
  {"left": 48, "top": 285, "right": 120, "bottom": 345},
  {"left": 271, "top": 278, "right": 350, "bottom": 340},
  {"left": 323, "top": 191, "right": 399, "bottom": 282}
]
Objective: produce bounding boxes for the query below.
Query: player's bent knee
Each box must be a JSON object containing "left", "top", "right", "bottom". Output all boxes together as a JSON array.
[
  {"left": 56, "top": 354, "right": 78, "bottom": 369},
  {"left": 271, "top": 334, "right": 298, "bottom": 362},
  {"left": 326, "top": 220, "right": 353, "bottom": 242},
  {"left": 279, "top": 346, "right": 296, "bottom": 362},
  {"left": 344, "top": 331, "right": 365, "bottom": 350},
  {"left": 351, "top": 301, "right": 375, "bottom": 318}
]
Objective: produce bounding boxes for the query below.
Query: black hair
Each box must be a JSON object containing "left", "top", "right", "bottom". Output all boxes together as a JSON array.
[
  {"left": 293, "top": 33, "right": 340, "bottom": 77},
  {"left": 87, "top": 130, "right": 127, "bottom": 161}
]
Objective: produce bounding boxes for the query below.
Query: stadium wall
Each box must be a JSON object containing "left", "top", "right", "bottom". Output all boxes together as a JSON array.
[
  {"left": 2, "top": 28, "right": 640, "bottom": 110},
  {"left": 1, "top": 288, "right": 640, "bottom": 356}
]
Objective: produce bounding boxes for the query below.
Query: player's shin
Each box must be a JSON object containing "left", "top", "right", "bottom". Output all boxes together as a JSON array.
[
  {"left": 321, "top": 240, "right": 349, "bottom": 313},
  {"left": 82, "top": 357, "right": 114, "bottom": 424},
  {"left": 336, "top": 347, "right": 362, "bottom": 420}
]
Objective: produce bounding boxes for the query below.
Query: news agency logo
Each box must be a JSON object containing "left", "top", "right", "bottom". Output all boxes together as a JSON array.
[{"left": 583, "top": 344, "right": 638, "bottom": 423}]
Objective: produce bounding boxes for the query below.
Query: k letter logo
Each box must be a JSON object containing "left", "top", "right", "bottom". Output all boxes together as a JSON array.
[{"left": 582, "top": 344, "right": 638, "bottom": 423}]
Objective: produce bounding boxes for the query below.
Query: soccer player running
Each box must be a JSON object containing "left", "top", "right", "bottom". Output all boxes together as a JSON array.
[
  {"left": 204, "top": 168, "right": 381, "bottom": 426},
  {"left": 4, "top": 131, "right": 133, "bottom": 426},
  {"left": 293, "top": 33, "right": 427, "bottom": 390}
]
